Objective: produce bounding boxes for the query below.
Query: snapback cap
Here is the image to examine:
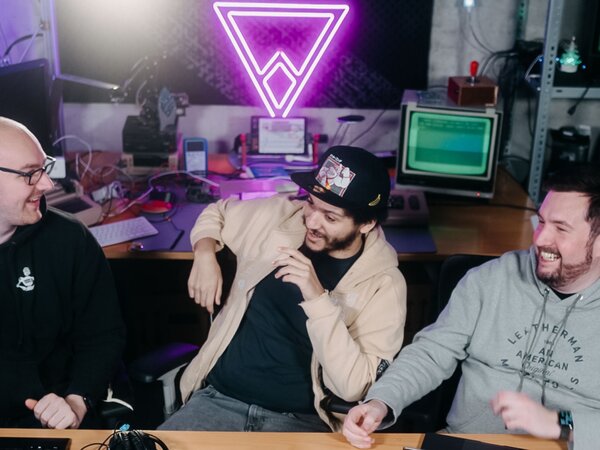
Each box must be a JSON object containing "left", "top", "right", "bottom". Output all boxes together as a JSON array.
[{"left": 291, "top": 145, "right": 390, "bottom": 211}]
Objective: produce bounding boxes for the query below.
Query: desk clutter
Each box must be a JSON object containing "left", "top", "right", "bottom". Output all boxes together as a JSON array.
[{"left": 54, "top": 150, "right": 438, "bottom": 253}]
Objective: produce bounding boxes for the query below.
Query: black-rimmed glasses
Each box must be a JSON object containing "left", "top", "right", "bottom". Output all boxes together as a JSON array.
[{"left": 0, "top": 156, "right": 56, "bottom": 185}]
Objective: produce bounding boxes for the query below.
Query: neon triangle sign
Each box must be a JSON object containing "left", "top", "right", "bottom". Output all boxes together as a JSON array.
[{"left": 214, "top": 2, "right": 349, "bottom": 117}]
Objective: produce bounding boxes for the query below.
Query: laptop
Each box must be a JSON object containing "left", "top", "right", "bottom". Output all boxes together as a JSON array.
[
  {"left": 0, "top": 436, "right": 71, "bottom": 450},
  {"left": 421, "top": 433, "right": 524, "bottom": 450}
]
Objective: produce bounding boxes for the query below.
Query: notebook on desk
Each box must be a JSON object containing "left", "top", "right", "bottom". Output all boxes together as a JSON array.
[{"left": 0, "top": 436, "right": 71, "bottom": 450}]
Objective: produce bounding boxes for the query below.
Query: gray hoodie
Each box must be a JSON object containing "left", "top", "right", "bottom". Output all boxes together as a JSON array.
[{"left": 367, "top": 248, "right": 600, "bottom": 450}]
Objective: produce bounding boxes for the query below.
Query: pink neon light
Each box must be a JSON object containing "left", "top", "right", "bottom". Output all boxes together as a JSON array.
[{"left": 213, "top": 2, "right": 349, "bottom": 117}]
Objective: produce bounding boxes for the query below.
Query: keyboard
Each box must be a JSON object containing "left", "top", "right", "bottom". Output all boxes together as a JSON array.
[
  {"left": 0, "top": 437, "right": 70, "bottom": 450},
  {"left": 89, "top": 216, "right": 159, "bottom": 247},
  {"left": 384, "top": 189, "right": 430, "bottom": 227}
]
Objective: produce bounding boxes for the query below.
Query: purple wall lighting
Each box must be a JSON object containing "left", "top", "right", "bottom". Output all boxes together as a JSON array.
[{"left": 213, "top": 1, "right": 349, "bottom": 117}]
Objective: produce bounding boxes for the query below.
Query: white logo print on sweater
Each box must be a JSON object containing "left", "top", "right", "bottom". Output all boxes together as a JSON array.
[{"left": 16, "top": 267, "right": 35, "bottom": 292}]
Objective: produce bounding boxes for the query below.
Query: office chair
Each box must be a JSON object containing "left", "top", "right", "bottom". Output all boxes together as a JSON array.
[
  {"left": 124, "top": 247, "right": 237, "bottom": 429},
  {"left": 321, "top": 254, "right": 495, "bottom": 432}
]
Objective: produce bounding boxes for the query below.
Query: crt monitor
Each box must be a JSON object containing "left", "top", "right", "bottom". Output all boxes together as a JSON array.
[
  {"left": 0, "top": 59, "right": 66, "bottom": 179},
  {"left": 395, "top": 102, "right": 502, "bottom": 199}
]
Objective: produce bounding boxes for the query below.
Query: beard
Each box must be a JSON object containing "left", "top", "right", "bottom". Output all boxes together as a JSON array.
[
  {"left": 536, "top": 241, "right": 594, "bottom": 290},
  {"left": 304, "top": 226, "right": 362, "bottom": 254}
]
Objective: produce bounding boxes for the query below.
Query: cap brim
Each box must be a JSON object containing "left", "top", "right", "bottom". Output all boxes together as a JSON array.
[{"left": 291, "top": 170, "right": 360, "bottom": 209}]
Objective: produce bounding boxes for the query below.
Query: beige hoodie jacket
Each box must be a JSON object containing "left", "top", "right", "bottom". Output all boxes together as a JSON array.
[{"left": 180, "top": 195, "right": 406, "bottom": 430}]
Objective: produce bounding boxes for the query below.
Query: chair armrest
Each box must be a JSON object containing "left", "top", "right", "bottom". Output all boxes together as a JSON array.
[
  {"left": 129, "top": 343, "right": 200, "bottom": 384},
  {"left": 320, "top": 395, "right": 358, "bottom": 415}
]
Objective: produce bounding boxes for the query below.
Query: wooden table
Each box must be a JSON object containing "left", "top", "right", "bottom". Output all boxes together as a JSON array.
[{"left": 0, "top": 429, "right": 566, "bottom": 450}]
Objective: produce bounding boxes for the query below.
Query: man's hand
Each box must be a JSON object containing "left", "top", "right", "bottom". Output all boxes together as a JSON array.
[
  {"left": 188, "top": 238, "right": 222, "bottom": 314},
  {"left": 273, "top": 247, "right": 325, "bottom": 301},
  {"left": 25, "top": 393, "right": 87, "bottom": 429},
  {"left": 342, "top": 400, "right": 389, "bottom": 449},
  {"left": 491, "top": 391, "right": 560, "bottom": 439}
]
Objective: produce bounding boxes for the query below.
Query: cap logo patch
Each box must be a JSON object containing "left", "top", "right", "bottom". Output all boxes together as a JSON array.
[
  {"left": 368, "top": 194, "right": 381, "bottom": 207},
  {"left": 315, "top": 154, "right": 355, "bottom": 198}
]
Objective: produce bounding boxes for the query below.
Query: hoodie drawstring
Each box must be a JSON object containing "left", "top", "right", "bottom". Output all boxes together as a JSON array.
[
  {"left": 517, "top": 288, "right": 583, "bottom": 405},
  {"left": 517, "top": 289, "right": 550, "bottom": 393}
]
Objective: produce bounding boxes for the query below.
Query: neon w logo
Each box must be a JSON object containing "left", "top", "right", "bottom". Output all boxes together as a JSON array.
[{"left": 214, "top": 2, "right": 349, "bottom": 117}]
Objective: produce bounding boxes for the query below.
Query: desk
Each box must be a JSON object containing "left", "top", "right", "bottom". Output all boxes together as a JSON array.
[
  {"left": 101, "top": 168, "right": 535, "bottom": 261},
  {"left": 0, "top": 429, "right": 566, "bottom": 450}
]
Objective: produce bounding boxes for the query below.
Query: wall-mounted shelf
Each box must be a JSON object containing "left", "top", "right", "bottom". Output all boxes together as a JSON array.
[{"left": 551, "top": 86, "right": 600, "bottom": 98}]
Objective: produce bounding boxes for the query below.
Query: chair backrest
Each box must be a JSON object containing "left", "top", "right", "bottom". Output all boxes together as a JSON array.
[{"left": 397, "top": 254, "right": 495, "bottom": 432}]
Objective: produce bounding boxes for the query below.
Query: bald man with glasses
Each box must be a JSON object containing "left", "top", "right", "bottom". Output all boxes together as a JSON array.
[{"left": 0, "top": 117, "right": 125, "bottom": 429}]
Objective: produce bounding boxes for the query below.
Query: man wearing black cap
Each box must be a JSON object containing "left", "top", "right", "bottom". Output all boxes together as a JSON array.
[{"left": 159, "top": 146, "right": 406, "bottom": 432}]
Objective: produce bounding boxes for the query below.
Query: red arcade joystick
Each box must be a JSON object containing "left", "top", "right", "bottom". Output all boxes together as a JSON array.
[{"left": 469, "top": 60, "right": 479, "bottom": 84}]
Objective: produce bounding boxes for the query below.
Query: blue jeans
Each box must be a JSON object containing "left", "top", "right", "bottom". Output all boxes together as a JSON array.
[{"left": 158, "top": 385, "right": 330, "bottom": 432}]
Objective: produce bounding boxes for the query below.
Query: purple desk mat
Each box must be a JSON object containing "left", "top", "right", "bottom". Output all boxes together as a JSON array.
[{"left": 133, "top": 202, "right": 437, "bottom": 254}]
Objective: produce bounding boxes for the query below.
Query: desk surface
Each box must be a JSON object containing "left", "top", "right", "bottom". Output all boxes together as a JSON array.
[
  {"left": 0, "top": 429, "right": 566, "bottom": 450},
  {"left": 100, "top": 167, "right": 534, "bottom": 261}
]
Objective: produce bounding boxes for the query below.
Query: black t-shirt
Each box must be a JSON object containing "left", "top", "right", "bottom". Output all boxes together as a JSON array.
[{"left": 207, "top": 243, "right": 362, "bottom": 413}]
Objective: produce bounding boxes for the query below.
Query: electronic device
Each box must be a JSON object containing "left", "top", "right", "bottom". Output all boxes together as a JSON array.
[
  {"left": 89, "top": 216, "right": 159, "bottom": 247},
  {"left": 183, "top": 137, "right": 208, "bottom": 174},
  {"left": 548, "top": 126, "right": 590, "bottom": 172},
  {"left": 46, "top": 181, "right": 103, "bottom": 226},
  {"left": 249, "top": 117, "right": 307, "bottom": 159},
  {"left": 0, "top": 59, "right": 66, "bottom": 179},
  {"left": 395, "top": 101, "right": 502, "bottom": 199},
  {"left": 384, "top": 189, "right": 429, "bottom": 227},
  {"left": 0, "top": 436, "right": 71, "bottom": 450},
  {"left": 121, "top": 152, "right": 179, "bottom": 176},
  {"left": 108, "top": 429, "right": 168, "bottom": 450}
]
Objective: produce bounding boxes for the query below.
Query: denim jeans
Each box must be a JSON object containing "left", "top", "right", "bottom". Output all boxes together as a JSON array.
[{"left": 158, "top": 385, "right": 330, "bottom": 432}]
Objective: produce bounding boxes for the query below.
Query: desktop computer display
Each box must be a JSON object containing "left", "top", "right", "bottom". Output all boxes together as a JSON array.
[
  {"left": 250, "top": 116, "right": 307, "bottom": 157},
  {"left": 395, "top": 102, "right": 502, "bottom": 199}
]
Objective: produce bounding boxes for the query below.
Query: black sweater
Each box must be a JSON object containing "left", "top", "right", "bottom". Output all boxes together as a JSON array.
[{"left": 0, "top": 201, "right": 125, "bottom": 422}]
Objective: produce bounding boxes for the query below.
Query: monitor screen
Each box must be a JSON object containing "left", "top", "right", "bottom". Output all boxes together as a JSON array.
[
  {"left": 0, "top": 59, "right": 66, "bottom": 179},
  {"left": 254, "top": 117, "right": 307, "bottom": 156},
  {"left": 396, "top": 103, "right": 501, "bottom": 198}
]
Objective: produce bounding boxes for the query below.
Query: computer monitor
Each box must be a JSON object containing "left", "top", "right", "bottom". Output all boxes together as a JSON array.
[
  {"left": 395, "top": 102, "right": 502, "bottom": 199},
  {"left": 250, "top": 116, "right": 307, "bottom": 157},
  {"left": 0, "top": 59, "right": 66, "bottom": 179}
]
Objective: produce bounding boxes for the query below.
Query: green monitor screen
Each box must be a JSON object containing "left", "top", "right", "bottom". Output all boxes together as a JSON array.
[{"left": 396, "top": 103, "right": 501, "bottom": 199}]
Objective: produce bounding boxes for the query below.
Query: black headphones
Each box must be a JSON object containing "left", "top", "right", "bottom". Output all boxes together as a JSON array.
[{"left": 108, "top": 430, "right": 169, "bottom": 450}]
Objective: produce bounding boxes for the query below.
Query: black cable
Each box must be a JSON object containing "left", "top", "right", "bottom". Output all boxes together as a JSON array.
[
  {"left": 2, "top": 32, "right": 43, "bottom": 58},
  {"left": 346, "top": 108, "right": 388, "bottom": 146},
  {"left": 567, "top": 84, "right": 591, "bottom": 115}
]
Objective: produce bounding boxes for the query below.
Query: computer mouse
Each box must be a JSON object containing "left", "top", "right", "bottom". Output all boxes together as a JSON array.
[{"left": 141, "top": 199, "right": 173, "bottom": 214}]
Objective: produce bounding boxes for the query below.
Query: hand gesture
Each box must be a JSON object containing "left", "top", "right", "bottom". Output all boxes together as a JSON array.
[
  {"left": 188, "top": 238, "right": 222, "bottom": 314},
  {"left": 25, "top": 393, "right": 86, "bottom": 429},
  {"left": 342, "top": 400, "right": 389, "bottom": 448},
  {"left": 491, "top": 391, "right": 560, "bottom": 439},
  {"left": 273, "top": 247, "right": 325, "bottom": 301}
]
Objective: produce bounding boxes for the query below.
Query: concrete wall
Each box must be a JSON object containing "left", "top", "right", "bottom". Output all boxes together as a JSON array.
[{"left": 2, "top": 0, "right": 597, "bottom": 175}]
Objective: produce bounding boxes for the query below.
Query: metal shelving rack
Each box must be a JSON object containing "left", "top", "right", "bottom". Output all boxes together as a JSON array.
[{"left": 527, "top": 0, "right": 564, "bottom": 204}]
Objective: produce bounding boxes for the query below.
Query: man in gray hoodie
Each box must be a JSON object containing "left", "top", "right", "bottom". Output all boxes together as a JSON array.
[{"left": 343, "top": 164, "right": 600, "bottom": 450}]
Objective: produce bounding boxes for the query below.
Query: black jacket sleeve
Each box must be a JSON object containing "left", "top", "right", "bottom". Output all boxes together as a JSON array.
[{"left": 63, "top": 224, "right": 126, "bottom": 403}]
